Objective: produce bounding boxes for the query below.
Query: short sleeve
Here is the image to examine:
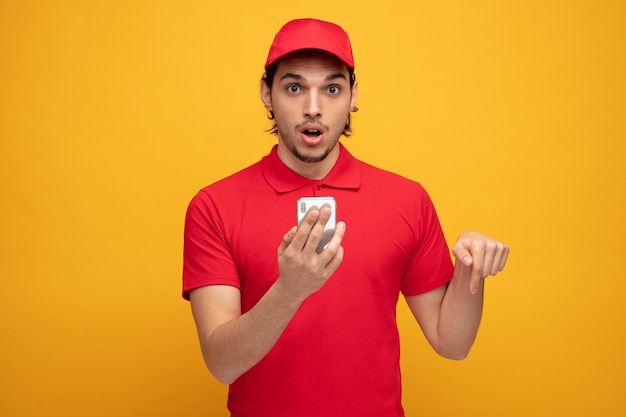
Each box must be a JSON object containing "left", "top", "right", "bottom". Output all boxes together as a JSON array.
[
  {"left": 182, "top": 190, "right": 241, "bottom": 300},
  {"left": 400, "top": 186, "right": 454, "bottom": 296}
]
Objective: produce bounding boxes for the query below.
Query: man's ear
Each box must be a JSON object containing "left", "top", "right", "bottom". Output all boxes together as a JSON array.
[
  {"left": 350, "top": 81, "right": 358, "bottom": 110},
  {"left": 260, "top": 80, "right": 272, "bottom": 111}
]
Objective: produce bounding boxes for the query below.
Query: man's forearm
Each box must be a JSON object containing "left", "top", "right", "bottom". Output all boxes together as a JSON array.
[
  {"left": 194, "top": 213, "right": 345, "bottom": 384},
  {"left": 435, "top": 263, "right": 484, "bottom": 359},
  {"left": 200, "top": 283, "right": 303, "bottom": 384}
]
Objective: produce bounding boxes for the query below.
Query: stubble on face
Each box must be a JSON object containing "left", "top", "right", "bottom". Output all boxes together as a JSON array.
[{"left": 278, "top": 120, "right": 337, "bottom": 163}]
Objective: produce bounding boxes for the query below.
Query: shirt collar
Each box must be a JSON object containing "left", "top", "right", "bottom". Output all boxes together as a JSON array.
[{"left": 261, "top": 143, "right": 361, "bottom": 193}]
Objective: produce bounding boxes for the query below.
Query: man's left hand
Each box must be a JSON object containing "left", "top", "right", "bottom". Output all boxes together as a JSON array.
[{"left": 451, "top": 231, "right": 510, "bottom": 294}]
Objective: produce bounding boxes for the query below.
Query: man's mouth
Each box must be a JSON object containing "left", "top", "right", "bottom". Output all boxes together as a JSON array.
[
  {"left": 299, "top": 123, "right": 326, "bottom": 145},
  {"left": 303, "top": 129, "right": 322, "bottom": 137}
]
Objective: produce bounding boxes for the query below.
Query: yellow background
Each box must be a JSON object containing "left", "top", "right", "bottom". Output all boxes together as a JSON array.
[{"left": 1, "top": 0, "right": 624, "bottom": 416}]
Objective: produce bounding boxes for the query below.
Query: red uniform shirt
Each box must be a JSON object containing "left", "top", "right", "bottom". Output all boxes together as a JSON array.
[{"left": 183, "top": 144, "right": 453, "bottom": 417}]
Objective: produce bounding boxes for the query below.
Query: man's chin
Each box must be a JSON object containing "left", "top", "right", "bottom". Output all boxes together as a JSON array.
[
  {"left": 293, "top": 139, "right": 341, "bottom": 163},
  {"left": 294, "top": 148, "right": 331, "bottom": 163},
  {"left": 298, "top": 153, "right": 328, "bottom": 163}
]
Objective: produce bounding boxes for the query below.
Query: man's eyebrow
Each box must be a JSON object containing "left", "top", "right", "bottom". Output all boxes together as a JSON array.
[
  {"left": 279, "top": 72, "right": 348, "bottom": 82},
  {"left": 325, "top": 73, "right": 347, "bottom": 82},
  {"left": 280, "top": 72, "right": 303, "bottom": 81}
]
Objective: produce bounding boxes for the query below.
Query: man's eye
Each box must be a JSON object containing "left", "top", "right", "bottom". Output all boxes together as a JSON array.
[
  {"left": 327, "top": 86, "right": 340, "bottom": 94},
  {"left": 287, "top": 85, "right": 300, "bottom": 93}
]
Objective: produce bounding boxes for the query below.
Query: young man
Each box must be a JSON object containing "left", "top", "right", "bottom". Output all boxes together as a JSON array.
[{"left": 183, "top": 18, "right": 509, "bottom": 417}]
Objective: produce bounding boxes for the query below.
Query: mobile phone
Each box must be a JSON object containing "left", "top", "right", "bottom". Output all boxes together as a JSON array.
[{"left": 297, "top": 196, "right": 336, "bottom": 253}]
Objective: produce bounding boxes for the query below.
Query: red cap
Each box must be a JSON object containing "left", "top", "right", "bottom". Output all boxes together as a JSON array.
[{"left": 265, "top": 18, "right": 354, "bottom": 69}]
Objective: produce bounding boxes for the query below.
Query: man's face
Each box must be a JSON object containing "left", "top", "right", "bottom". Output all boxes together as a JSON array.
[{"left": 261, "top": 50, "right": 358, "bottom": 173}]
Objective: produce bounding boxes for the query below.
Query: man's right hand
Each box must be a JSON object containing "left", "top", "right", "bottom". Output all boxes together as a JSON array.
[{"left": 275, "top": 205, "right": 346, "bottom": 303}]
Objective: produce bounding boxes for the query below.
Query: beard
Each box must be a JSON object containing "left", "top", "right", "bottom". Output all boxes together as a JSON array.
[
  {"left": 290, "top": 140, "right": 337, "bottom": 163},
  {"left": 277, "top": 121, "right": 341, "bottom": 163}
]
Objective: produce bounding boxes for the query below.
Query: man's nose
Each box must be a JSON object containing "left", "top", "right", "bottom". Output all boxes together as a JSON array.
[{"left": 303, "top": 90, "right": 321, "bottom": 118}]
